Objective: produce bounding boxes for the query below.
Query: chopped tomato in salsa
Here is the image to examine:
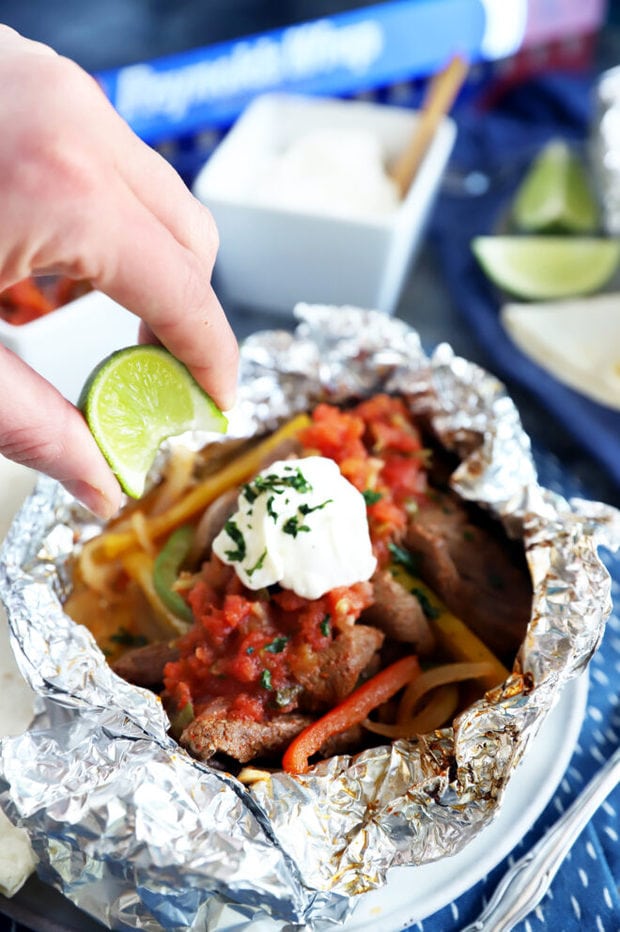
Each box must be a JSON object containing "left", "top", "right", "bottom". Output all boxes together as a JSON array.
[
  {"left": 163, "top": 395, "right": 429, "bottom": 723},
  {"left": 300, "top": 395, "right": 428, "bottom": 565},
  {"left": 164, "top": 561, "right": 373, "bottom": 721}
]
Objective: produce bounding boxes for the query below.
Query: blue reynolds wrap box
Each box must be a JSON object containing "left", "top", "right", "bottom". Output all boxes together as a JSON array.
[{"left": 94, "top": 0, "right": 606, "bottom": 182}]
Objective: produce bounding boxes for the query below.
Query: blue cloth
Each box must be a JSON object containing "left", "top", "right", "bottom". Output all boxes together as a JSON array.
[
  {"left": 430, "top": 75, "right": 620, "bottom": 490},
  {"left": 406, "top": 447, "right": 620, "bottom": 932},
  {"left": 412, "top": 76, "right": 620, "bottom": 932}
]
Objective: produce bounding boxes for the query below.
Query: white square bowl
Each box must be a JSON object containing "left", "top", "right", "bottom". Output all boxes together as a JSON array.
[
  {"left": 193, "top": 93, "right": 456, "bottom": 316},
  {"left": 0, "top": 291, "right": 139, "bottom": 405}
]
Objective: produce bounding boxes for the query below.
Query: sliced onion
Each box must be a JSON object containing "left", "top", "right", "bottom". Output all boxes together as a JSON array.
[
  {"left": 363, "top": 683, "right": 459, "bottom": 738},
  {"left": 130, "top": 511, "right": 155, "bottom": 556},
  {"left": 149, "top": 446, "right": 196, "bottom": 516},
  {"left": 78, "top": 537, "right": 122, "bottom": 600},
  {"left": 397, "top": 661, "right": 495, "bottom": 723}
]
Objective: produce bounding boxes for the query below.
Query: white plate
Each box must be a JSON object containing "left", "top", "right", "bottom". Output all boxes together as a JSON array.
[
  {"left": 343, "top": 671, "right": 587, "bottom": 930},
  {"left": 0, "top": 456, "right": 588, "bottom": 930}
]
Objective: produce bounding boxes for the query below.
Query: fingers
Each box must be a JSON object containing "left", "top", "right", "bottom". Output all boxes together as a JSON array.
[
  {"left": 86, "top": 175, "right": 239, "bottom": 412},
  {"left": 28, "top": 60, "right": 238, "bottom": 410},
  {"left": 0, "top": 24, "right": 57, "bottom": 58},
  {"left": 0, "top": 347, "right": 122, "bottom": 519},
  {"left": 0, "top": 30, "right": 239, "bottom": 518},
  {"left": 103, "top": 115, "right": 241, "bottom": 410}
]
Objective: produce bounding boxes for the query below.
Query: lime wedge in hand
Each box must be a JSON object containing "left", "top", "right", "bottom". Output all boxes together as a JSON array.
[
  {"left": 472, "top": 236, "right": 620, "bottom": 301},
  {"left": 79, "top": 345, "right": 228, "bottom": 498},
  {"left": 512, "top": 140, "right": 599, "bottom": 234}
]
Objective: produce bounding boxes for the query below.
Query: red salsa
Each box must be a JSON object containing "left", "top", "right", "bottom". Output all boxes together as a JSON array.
[{"left": 163, "top": 395, "right": 428, "bottom": 723}]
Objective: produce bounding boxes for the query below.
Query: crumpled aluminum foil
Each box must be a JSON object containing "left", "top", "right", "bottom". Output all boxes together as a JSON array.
[
  {"left": 590, "top": 65, "right": 620, "bottom": 235},
  {"left": 1, "top": 305, "right": 619, "bottom": 931}
]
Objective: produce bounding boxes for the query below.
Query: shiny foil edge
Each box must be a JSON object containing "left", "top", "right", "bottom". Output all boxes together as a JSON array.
[
  {"left": 590, "top": 64, "right": 620, "bottom": 235},
  {"left": 0, "top": 305, "right": 618, "bottom": 931}
]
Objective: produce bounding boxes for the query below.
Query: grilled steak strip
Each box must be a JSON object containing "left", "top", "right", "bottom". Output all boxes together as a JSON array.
[
  {"left": 181, "top": 699, "right": 313, "bottom": 763},
  {"left": 362, "top": 569, "right": 435, "bottom": 655},
  {"left": 404, "top": 491, "right": 532, "bottom": 661},
  {"left": 112, "top": 641, "right": 180, "bottom": 688}
]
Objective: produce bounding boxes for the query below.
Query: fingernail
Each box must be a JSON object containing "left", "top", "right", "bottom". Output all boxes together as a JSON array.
[
  {"left": 62, "top": 480, "right": 120, "bottom": 521},
  {"left": 221, "top": 395, "right": 237, "bottom": 415}
]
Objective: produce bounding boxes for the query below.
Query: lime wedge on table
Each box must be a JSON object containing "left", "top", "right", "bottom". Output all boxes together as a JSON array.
[
  {"left": 512, "top": 140, "right": 599, "bottom": 234},
  {"left": 472, "top": 236, "right": 620, "bottom": 301},
  {"left": 79, "top": 345, "right": 227, "bottom": 498}
]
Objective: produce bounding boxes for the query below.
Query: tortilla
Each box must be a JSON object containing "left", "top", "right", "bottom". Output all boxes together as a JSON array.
[{"left": 501, "top": 292, "right": 620, "bottom": 410}]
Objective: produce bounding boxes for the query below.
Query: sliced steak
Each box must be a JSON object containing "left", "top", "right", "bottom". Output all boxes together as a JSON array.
[
  {"left": 362, "top": 569, "right": 435, "bottom": 655},
  {"left": 112, "top": 641, "right": 179, "bottom": 688},
  {"left": 181, "top": 700, "right": 312, "bottom": 763},
  {"left": 293, "top": 624, "right": 385, "bottom": 712},
  {"left": 404, "top": 492, "right": 532, "bottom": 660}
]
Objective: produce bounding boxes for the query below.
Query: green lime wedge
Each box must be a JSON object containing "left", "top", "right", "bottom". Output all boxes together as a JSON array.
[
  {"left": 79, "top": 345, "right": 228, "bottom": 498},
  {"left": 472, "top": 236, "right": 620, "bottom": 301},
  {"left": 512, "top": 140, "right": 599, "bottom": 234}
]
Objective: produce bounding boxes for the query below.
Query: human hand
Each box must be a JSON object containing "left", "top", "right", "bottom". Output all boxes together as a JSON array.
[{"left": 0, "top": 25, "right": 238, "bottom": 518}]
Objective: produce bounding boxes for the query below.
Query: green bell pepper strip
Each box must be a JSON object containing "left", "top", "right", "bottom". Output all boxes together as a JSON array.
[{"left": 153, "top": 525, "right": 194, "bottom": 622}]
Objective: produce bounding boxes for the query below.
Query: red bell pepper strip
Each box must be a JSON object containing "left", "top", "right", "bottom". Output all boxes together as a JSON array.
[{"left": 282, "top": 654, "right": 421, "bottom": 774}]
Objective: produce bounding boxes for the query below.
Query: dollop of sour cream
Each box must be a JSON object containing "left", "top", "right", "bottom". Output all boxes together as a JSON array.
[
  {"left": 212, "top": 456, "right": 377, "bottom": 600},
  {"left": 251, "top": 127, "right": 400, "bottom": 219}
]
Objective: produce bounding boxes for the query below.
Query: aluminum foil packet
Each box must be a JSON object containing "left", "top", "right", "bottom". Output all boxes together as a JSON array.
[
  {"left": 591, "top": 64, "right": 620, "bottom": 235},
  {"left": 1, "top": 305, "right": 619, "bottom": 931}
]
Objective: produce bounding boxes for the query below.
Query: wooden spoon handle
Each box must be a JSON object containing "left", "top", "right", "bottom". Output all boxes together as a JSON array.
[{"left": 390, "top": 54, "right": 468, "bottom": 198}]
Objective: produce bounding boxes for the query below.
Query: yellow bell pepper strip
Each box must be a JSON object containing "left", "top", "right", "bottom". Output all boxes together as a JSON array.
[
  {"left": 282, "top": 654, "right": 420, "bottom": 775},
  {"left": 389, "top": 562, "right": 510, "bottom": 690},
  {"left": 100, "top": 413, "right": 311, "bottom": 560},
  {"left": 153, "top": 526, "right": 194, "bottom": 622}
]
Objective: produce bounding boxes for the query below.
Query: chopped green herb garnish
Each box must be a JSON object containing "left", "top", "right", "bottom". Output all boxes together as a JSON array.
[
  {"left": 282, "top": 515, "right": 311, "bottom": 537},
  {"left": 299, "top": 498, "right": 332, "bottom": 516},
  {"left": 243, "top": 483, "right": 259, "bottom": 504},
  {"left": 223, "top": 519, "right": 246, "bottom": 562},
  {"left": 411, "top": 587, "right": 441, "bottom": 620},
  {"left": 242, "top": 467, "right": 312, "bottom": 504},
  {"left": 247, "top": 548, "right": 267, "bottom": 578},
  {"left": 264, "top": 635, "right": 289, "bottom": 653},
  {"left": 267, "top": 495, "right": 278, "bottom": 521},
  {"left": 260, "top": 669, "right": 273, "bottom": 690},
  {"left": 246, "top": 646, "right": 255, "bottom": 655},
  {"left": 110, "top": 628, "right": 148, "bottom": 648},
  {"left": 388, "top": 541, "right": 420, "bottom": 574},
  {"left": 320, "top": 615, "right": 331, "bottom": 637},
  {"left": 284, "top": 465, "right": 312, "bottom": 492},
  {"left": 362, "top": 489, "right": 383, "bottom": 505}
]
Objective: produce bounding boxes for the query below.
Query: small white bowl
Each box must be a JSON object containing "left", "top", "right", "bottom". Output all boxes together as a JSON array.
[
  {"left": 193, "top": 93, "right": 456, "bottom": 316},
  {"left": 0, "top": 291, "right": 139, "bottom": 405}
]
